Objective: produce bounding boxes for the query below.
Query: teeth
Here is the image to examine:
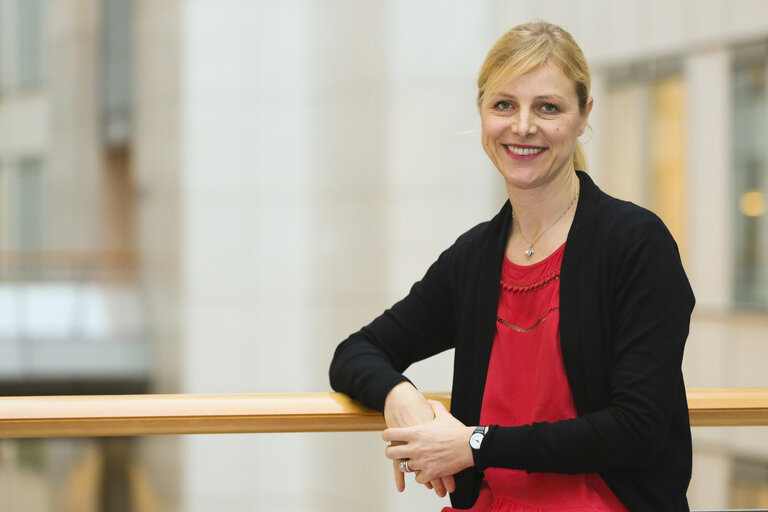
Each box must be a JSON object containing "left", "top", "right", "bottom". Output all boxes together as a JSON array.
[{"left": 506, "top": 145, "right": 543, "bottom": 156}]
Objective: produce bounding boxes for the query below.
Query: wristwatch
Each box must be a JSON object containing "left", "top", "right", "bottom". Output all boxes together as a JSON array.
[{"left": 469, "top": 425, "right": 487, "bottom": 467}]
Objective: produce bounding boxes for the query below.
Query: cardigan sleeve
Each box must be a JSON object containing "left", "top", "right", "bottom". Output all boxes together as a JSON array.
[
  {"left": 477, "top": 218, "right": 695, "bottom": 473},
  {"left": 329, "top": 243, "right": 459, "bottom": 412}
]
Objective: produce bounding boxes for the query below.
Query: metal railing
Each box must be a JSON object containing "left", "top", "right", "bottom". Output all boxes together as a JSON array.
[{"left": 0, "top": 388, "right": 766, "bottom": 438}]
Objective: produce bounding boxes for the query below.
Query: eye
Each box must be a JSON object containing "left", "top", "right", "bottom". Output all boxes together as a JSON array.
[
  {"left": 540, "top": 103, "right": 559, "bottom": 114},
  {"left": 494, "top": 100, "right": 513, "bottom": 111}
]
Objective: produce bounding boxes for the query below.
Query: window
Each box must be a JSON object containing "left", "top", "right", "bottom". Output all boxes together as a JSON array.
[
  {"left": 600, "top": 77, "right": 649, "bottom": 207},
  {"left": 17, "top": 0, "right": 45, "bottom": 89},
  {"left": 0, "top": 166, "right": 8, "bottom": 249},
  {"left": 0, "top": 1, "right": 4, "bottom": 91},
  {"left": 601, "top": 64, "right": 688, "bottom": 260},
  {"left": 101, "top": 0, "right": 132, "bottom": 148},
  {"left": 649, "top": 74, "right": 687, "bottom": 261},
  {"left": 17, "top": 159, "right": 44, "bottom": 250},
  {"left": 732, "top": 50, "right": 768, "bottom": 308}
]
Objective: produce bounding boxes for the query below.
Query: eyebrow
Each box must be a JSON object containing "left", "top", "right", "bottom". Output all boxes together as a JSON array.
[
  {"left": 491, "top": 93, "right": 567, "bottom": 102},
  {"left": 535, "top": 94, "right": 566, "bottom": 102}
]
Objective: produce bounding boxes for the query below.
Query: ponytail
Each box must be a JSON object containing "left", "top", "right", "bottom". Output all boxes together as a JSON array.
[{"left": 573, "top": 141, "right": 588, "bottom": 172}]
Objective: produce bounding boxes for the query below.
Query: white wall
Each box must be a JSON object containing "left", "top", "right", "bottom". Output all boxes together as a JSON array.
[
  {"left": 135, "top": 0, "right": 184, "bottom": 509},
  {"left": 170, "top": 2, "right": 502, "bottom": 510},
  {"left": 178, "top": 1, "right": 314, "bottom": 511}
]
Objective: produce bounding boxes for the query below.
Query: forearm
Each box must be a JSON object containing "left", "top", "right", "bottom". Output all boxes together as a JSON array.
[
  {"left": 477, "top": 385, "right": 688, "bottom": 474},
  {"left": 329, "top": 337, "right": 412, "bottom": 411},
  {"left": 329, "top": 242, "right": 458, "bottom": 410}
]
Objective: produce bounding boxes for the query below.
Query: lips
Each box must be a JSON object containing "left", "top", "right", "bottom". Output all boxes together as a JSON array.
[{"left": 504, "top": 144, "right": 546, "bottom": 160}]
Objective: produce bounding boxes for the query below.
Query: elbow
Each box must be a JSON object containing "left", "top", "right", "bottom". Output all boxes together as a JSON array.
[
  {"left": 611, "top": 422, "right": 669, "bottom": 470},
  {"left": 605, "top": 397, "right": 685, "bottom": 470},
  {"left": 328, "top": 363, "right": 346, "bottom": 394},
  {"left": 328, "top": 343, "right": 347, "bottom": 392},
  {"left": 624, "top": 436, "right": 665, "bottom": 469}
]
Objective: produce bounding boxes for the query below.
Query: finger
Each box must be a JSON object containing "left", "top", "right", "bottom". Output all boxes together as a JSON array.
[
  {"left": 384, "top": 444, "right": 409, "bottom": 461},
  {"left": 415, "top": 470, "right": 432, "bottom": 486},
  {"left": 382, "top": 426, "right": 413, "bottom": 443},
  {"left": 430, "top": 478, "right": 446, "bottom": 497},
  {"left": 392, "top": 460, "right": 405, "bottom": 493},
  {"left": 442, "top": 475, "right": 456, "bottom": 494}
]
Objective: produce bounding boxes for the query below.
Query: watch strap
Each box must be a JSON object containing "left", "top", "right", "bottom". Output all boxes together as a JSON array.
[{"left": 470, "top": 425, "right": 486, "bottom": 467}]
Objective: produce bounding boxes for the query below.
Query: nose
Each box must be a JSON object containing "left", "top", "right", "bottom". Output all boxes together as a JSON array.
[{"left": 512, "top": 110, "right": 537, "bottom": 137}]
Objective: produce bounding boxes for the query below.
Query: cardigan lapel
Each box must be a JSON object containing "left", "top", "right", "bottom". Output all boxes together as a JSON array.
[
  {"left": 560, "top": 171, "right": 601, "bottom": 413},
  {"left": 467, "top": 201, "right": 512, "bottom": 423}
]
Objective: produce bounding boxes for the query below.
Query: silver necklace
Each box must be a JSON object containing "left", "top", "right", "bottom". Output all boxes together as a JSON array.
[{"left": 513, "top": 189, "right": 579, "bottom": 258}]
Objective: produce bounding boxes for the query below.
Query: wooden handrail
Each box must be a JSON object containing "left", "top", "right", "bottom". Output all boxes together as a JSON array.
[
  {"left": 0, "top": 389, "right": 765, "bottom": 438},
  {"left": 687, "top": 388, "right": 768, "bottom": 426}
]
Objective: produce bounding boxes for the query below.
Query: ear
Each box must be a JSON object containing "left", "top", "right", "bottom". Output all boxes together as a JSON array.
[{"left": 579, "top": 96, "right": 594, "bottom": 136}]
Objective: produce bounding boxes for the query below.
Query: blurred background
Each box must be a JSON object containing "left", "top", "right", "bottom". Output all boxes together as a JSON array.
[{"left": 0, "top": 0, "right": 766, "bottom": 510}]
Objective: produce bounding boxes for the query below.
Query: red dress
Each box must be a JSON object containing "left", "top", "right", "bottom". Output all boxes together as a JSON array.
[{"left": 443, "top": 244, "right": 627, "bottom": 512}]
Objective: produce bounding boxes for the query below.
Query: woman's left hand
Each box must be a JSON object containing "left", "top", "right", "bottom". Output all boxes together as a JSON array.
[{"left": 382, "top": 400, "right": 475, "bottom": 485}]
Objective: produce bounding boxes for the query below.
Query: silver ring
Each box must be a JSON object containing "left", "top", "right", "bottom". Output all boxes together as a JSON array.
[{"left": 399, "top": 459, "right": 413, "bottom": 473}]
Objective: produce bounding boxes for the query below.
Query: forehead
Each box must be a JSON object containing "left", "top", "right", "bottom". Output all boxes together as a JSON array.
[{"left": 489, "top": 62, "right": 577, "bottom": 100}]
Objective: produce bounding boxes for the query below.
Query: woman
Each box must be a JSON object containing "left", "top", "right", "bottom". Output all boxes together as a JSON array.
[{"left": 330, "top": 21, "right": 694, "bottom": 511}]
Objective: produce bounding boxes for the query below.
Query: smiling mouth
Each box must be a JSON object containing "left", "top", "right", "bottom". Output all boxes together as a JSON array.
[{"left": 505, "top": 145, "right": 545, "bottom": 156}]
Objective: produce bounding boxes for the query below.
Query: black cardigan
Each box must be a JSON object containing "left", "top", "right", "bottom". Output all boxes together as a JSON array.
[{"left": 330, "top": 171, "right": 695, "bottom": 511}]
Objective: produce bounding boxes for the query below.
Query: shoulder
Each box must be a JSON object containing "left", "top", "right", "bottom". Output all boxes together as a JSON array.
[
  {"left": 418, "top": 201, "right": 510, "bottom": 292},
  {"left": 578, "top": 172, "right": 674, "bottom": 248},
  {"left": 445, "top": 201, "right": 511, "bottom": 259},
  {"left": 579, "top": 173, "right": 692, "bottom": 297},
  {"left": 602, "top": 196, "right": 669, "bottom": 244},
  {"left": 571, "top": 172, "right": 689, "bottom": 296}
]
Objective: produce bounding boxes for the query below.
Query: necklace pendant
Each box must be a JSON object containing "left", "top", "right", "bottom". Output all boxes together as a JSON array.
[{"left": 524, "top": 243, "right": 534, "bottom": 257}]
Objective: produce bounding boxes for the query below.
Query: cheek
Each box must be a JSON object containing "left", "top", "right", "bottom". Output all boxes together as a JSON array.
[
  {"left": 480, "top": 132, "right": 494, "bottom": 158},
  {"left": 547, "top": 121, "right": 577, "bottom": 142},
  {"left": 480, "top": 128, "right": 499, "bottom": 162},
  {"left": 480, "top": 120, "right": 495, "bottom": 145},
  {"left": 482, "top": 123, "right": 505, "bottom": 150}
]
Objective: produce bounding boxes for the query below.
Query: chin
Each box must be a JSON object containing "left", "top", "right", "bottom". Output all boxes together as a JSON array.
[{"left": 500, "top": 169, "right": 545, "bottom": 190}]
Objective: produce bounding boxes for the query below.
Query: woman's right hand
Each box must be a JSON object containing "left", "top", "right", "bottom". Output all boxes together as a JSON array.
[{"left": 383, "top": 381, "right": 456, "bottom": 498}]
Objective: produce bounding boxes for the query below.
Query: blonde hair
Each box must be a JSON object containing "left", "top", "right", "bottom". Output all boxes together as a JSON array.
[{"left": 477, "top": 21, "right": 591, "bottom": 171}]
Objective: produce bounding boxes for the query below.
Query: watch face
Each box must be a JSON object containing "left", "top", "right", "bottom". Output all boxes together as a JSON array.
[{"left": 470, "top": 433, "right": 483, "bottom": 450}]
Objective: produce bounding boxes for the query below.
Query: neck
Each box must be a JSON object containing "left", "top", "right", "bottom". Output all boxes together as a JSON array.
[{"left": 507, "top": 170, "right": 580, "bottom": 239}]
